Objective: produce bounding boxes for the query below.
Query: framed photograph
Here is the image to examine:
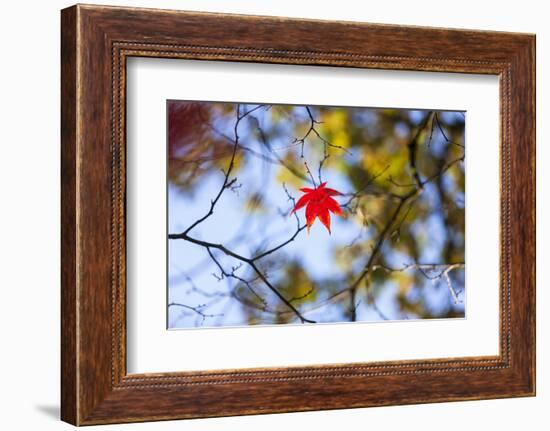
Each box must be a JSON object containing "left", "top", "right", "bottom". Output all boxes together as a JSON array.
[{"left": 61, "top": 4, "right": 535, "bottom": 425}]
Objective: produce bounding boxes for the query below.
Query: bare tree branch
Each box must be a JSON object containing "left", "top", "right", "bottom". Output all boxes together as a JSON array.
[
  {"left": 407, "top": 112, "right": 433, "bottom": 189},
  {"left": 340, "top": 165, "right": 393, "bottom": 213},
  {"left": 168, "top": 302, "right": 223, "bottom": 324},
  {"left": 372, "top": 262, "right": 464, "bottom": 304},
  {"left": 170, "top": 104, "right": 315, "bottom": 324},
  {"left": 180, "top": 104, "right": 249, "bottom": 236}
]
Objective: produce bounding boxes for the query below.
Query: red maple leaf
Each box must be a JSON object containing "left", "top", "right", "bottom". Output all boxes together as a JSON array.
[{"left": 291, "top": 182, "right": 344, "bottom": 234}]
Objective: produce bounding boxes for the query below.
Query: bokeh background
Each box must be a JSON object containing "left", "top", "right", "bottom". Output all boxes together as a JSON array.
[{"left": 167, "top": 101, "right": 465, "bottom": 328}]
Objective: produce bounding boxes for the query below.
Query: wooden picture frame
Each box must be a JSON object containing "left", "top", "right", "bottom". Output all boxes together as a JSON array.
[{"left": 61, "top": 4, "right": 535, "bottom": 425}]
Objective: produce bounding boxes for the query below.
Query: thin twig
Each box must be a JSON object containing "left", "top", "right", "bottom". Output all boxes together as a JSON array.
[{"left": 168, "top": 302, "right": 223, "bottom": 324}]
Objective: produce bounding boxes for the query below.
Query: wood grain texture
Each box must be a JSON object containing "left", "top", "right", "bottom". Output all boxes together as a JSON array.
[
  {"left": 60, "top": 5, "right": 78, "bottom": 425},
  {"left": 60, "top": 4, "right": 536, "bottom": 425}
]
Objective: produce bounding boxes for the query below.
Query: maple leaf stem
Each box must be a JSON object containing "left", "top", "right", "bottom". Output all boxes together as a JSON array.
[{"left": 302, "top": 158, "right": 316, "bottom": 187}]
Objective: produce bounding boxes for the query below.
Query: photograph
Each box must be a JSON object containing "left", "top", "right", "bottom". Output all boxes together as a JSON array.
[
  {"left": 167, "top": 101, "right": 466, "bottom": 328},
  {"left": 42, "top": 1, "right": 536, "bottom": 426}
]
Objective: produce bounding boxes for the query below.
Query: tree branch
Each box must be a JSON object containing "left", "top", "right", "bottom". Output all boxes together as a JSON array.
[
  {"left": 407, "top": 112, "right": 433, "bottom": 189},
  {"left": 248, "top": 260, "right": 316, "bottom": 323},
  {"left": 170, "top": 104, "right": 314, "bottom": 323},
  {"left": 168, "top": 302, "right": 223, "bottom": 324}
]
